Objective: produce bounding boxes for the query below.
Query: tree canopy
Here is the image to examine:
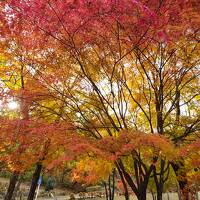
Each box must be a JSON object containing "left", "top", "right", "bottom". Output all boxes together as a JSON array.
[{"left": 0, "top": 1, "right": 199, "bottom": 200}]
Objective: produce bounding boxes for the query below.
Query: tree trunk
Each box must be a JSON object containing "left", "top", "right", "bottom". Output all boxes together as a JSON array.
[
  {"left": 12, "top": 176, "right": 22, "bottom": 200},
  {"left": 156, "top": 161, "right": 164, "bottom": 200},
  {"left": 27, "top": 163, "right": 42, "bottom": 200},
  {"left": 167, "top": 192, "right": 170, "bottom": 200},
  {"left": 116, "top": 164, "right": 129, "bottom": 200},
  {"left": 108, "top": 175, "right": 111, "bottom": 200},
  {"left": 4, "top": 172, "right": 19, "bottom": 200},
  {"left": 177, "top": 184, "right": 181, "bottom": 200},
  {"left": 150, "top": 190, "right": 156, "bottom": 200},
  {"left": 138, "top": 190, "right": 147, "bottom": 200},
  {"left": 157, "top": 186, "right": 163, "bottom": 200},
  {"left": 117, "top": 160, "right": 154, "bottom": 200},
  {"left": 104, "top": 182, "right": 109, "bottom": 200}
]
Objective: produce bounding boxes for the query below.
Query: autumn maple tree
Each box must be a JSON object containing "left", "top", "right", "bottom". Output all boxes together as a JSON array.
[
  {"left": 0, "top": 1, "right": 199, "bottom": 200},
  {"left": 0, "top": 35, "right": 76, "bottom": 200}
]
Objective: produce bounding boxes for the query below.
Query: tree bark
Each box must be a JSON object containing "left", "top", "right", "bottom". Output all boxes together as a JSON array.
[
  {"left": 138, "top": 187, "right": 147, "bottom": 200},
  {"left": 108, "top": 175, "right": 111, "bottom": 200},
  {"left": 27, "top": 163, "right": 42, "bottom": 200},
  {"left": 167, "top": 192, "right": 170, "bottom": 200},
  {"left": 155, "top": 160, "right": 165, "bottom": 200},
  {"left": 104, "top": 182, "right": 109, "bottom": 200},
  {"left": 12, "top": 176, "right": 22, "bottom": 200},
  {"left": 150, "top": 190, "right": 156, "bottom": 200},
  {"left": 157, "top": 185, "right": 163, "bottom": 200},
  {"left": 116, "top": 164, "right": 129, "bottom": 200},
  {"left": 4, "top": 172, "right": 19, "bottom": 200}
]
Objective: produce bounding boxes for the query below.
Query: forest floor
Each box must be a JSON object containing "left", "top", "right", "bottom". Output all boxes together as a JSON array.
[
  {"left": 0, "top": 177, "right": 199, "bottom": 200},
  {"left": 36, "top": 193, "right": 180, "bottom": 200}
]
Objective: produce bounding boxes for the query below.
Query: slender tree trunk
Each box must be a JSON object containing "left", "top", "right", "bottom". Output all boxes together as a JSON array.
[
  {"left": 118, "top": 160, "right": 154, "bottom": 200},
  {"left": 12, "top": 176, "right": 22, "bottom": 200},
  {"left": 167, "top": 192, "right": 170, "bottom": 200},
  {"left": 136, "top": 180, "right": 149, "bottom": 200},
  {"left": 4, "top": 172, "right": 19, "bottom": 200},
  {"left": 27, "top": 163, "right": 42, "bottom": 200},
  {"left": 124, "top": 190, "right": 129, "bottom": 200},
  {"left": 173, "top": 87, "right": 190, "bottom": 200},
  {"left": 104, "top": 182, "right": 109, "bottom": 200},
  {"left": 156, "top": 160, "right": 165, "bottom": 200},
  {"left": 156, "top": 187, "right": 161, "bottom": 200},
  {"left": 177, "top": 184, "right": 181, "bottom": 200},
  {"left": 116, "top": 164, "right": 129, "bottom": 200},
  {"left": 175, "top": 86, "right": 180, "bottom": 122},
  {"left": 108, "top": 175, "right": 111, "bottom": 200},
  {"left": 157, "top": 185, "right": 163, "bottom": 200},
  {"left": 155, "top": 78, "right": 164, "bottom": 200},
  {"left": 150, "top": 190, "right": 156, "bottom": 200},
  {"left": 106, "top": 170, "right": 115, "bottom": 200},
  {"left": 138, "top": 189, "right": 147, "bottom": 200},
  {"left": 135, "top": 185, "right": 147, "bottom": 200}
]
